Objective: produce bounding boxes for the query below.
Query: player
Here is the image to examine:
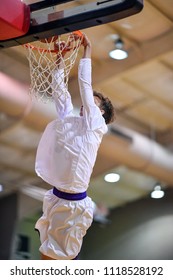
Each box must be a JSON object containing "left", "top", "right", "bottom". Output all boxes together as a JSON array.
[{"left": 35, "top": 33, "right": 116, "bottom": 260}]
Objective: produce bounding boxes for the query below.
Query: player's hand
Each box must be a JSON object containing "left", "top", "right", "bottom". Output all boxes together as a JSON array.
[{"left": 81, "top": 33, "right": 91, "bottom": 48}]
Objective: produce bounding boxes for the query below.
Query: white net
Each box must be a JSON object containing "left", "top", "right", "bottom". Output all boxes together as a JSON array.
[{"left": 24, "top": 31, "right": 83, "bottom": 102}]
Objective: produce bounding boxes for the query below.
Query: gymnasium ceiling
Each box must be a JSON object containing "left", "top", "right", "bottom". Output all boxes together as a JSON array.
[{"left": 0, "top": 0, "right": 173, "bottom": 217}]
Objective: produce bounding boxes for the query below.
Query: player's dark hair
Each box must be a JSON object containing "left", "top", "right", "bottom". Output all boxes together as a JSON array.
[{"left": 93, "top": 91, "right": 116, "bottom": 124}]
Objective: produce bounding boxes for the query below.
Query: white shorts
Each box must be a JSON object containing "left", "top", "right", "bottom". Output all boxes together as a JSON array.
[{"left": 35, "top": 189, "right": 94, "bottom": 260}]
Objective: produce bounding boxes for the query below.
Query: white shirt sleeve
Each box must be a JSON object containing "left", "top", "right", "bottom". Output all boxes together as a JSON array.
[
  {"left": 78, "top": 58, "right": 107, "bottom": 133},
  {"left": 78, "top": 58, "right": 94, "bottom": 109},
  {"left": 52, "top": 68, "right": 73, "bottom": 119}
]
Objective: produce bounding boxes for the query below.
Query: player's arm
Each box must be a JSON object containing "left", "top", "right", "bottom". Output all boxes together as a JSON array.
[
  {"left": 52, "top": 41, "right": 73, "bottom": 119},
  {"left": 78, "top": 34, "right": 97, "bottom": 113},
  {"left": 82, "top": 33, "right": 92, "bottom": 59}
]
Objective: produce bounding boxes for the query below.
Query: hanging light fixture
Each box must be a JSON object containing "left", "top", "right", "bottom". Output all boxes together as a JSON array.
[
  {"left": 150, "top": 183, "right": 165, "bottom": 199},
  {"left": 109, "top": 38, "right": 128, "bottom": 60}
]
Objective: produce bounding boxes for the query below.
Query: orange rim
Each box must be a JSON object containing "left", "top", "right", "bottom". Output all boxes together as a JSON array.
[
  {"left": 23, "top": 31, "right": 83, "bottom": 53},
  {"left": 72, "top": 30, "right": 83, "bottom": 37}
]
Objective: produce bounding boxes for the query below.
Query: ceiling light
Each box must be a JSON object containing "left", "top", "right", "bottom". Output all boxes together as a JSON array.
[
  {"left": 109, "top": 38, "right": 128, "bottom": 60},
  {"left": 104, "top": 173, "right": 120, "bottom": 183},
  {"left": 151, "top": 183, "right": 165, "bottom": 199},
  {"left": 109, "top": 49, "right": 128, "bottom": 60}
]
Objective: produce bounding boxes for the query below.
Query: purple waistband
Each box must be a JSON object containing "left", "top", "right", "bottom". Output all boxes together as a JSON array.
[{"left": 53, "top": 187, "right": 87, "bottom": 201}]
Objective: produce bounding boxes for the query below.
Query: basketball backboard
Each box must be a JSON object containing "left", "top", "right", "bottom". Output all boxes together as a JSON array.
[{"left": 0, "top": 0, "right": 143, "bottom": 48}]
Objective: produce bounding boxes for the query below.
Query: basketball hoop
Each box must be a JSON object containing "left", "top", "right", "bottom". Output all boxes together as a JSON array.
[{"left": 23, "top": 31, "right": 83, "bottom": 102}]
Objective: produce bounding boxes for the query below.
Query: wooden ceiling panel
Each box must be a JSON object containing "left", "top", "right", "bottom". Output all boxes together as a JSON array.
[
  {"left": 161, "top": 50, "right": 173, "bottom": 66},
  {"left": 124, "top": 60, "right": 173, "bottom": 107},
  {"left": 0, "top": 123, "right": 41, "bottom": 149},
  {"left": 0, "top": 49, "right": 30, "bottom": 83},
  {"left": 109, "top": 1, "right": 173, "bottom": 41},
  {"left": 126, "top": 99, "right": 173, "bottom": 132},
  {"left": 0, "top": 167, "right": 24, "bottom": 182},
  {"left": 148, "top": 0, "right": 173, "bottom": 20},
  {"left": 98, "top": 77, "right": 145, "bottom": 110},
  {"left": 89, "top": 166, "right": 156, "bottom": 208},
  {"left": 0, "top": 145, "right": 21, "bottom": 164},
  {"left": 0, "top": 144, "right": 34, "bottom": 172},
  {"left": 118, "top": 166, "right": 155, "bottom": 192}
]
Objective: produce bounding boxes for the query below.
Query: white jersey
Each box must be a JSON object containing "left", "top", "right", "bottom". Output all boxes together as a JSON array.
[{"left": 35, "top": 58, "right": 107, "bottom": 193}]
